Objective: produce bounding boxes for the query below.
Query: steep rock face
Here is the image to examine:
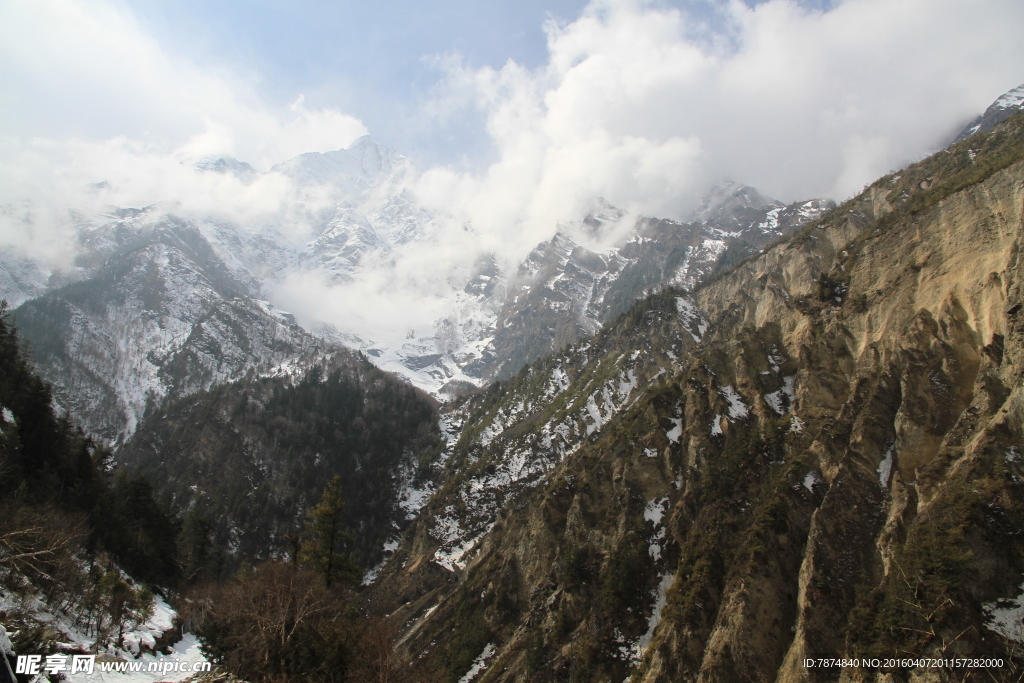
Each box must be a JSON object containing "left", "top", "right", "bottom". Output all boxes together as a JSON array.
[
  {"left": 371, "top": 116, "right": 1024, "bottom": 682},
  {"left": 471, "top": 195, "right": 832, "bottom": 386}
]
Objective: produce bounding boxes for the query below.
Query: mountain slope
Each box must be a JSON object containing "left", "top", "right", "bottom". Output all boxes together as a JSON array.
[
  {"left": 430, "top": 192, "right": 832, "bottom": 390},
  {"left": 369, "top": 113, "right": 1024, "bottom": 682},
  {"left": 954, "top": 82, "right": 1024, "bottom": 143},
  {"left": 12, "top": 212, "right": 328, "bottom": 444},
  {"left": 117, "top": 351, "right": 443, "bottom": 572}
]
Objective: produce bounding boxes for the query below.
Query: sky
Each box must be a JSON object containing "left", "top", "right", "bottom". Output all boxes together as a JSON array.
[{"left": 1, "top": 0, "right": 1023, "bottom": 336}]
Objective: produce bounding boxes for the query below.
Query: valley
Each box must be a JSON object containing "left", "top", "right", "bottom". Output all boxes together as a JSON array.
[{"left": 2, "top": 86, "right": 1024, "bottom": 683}]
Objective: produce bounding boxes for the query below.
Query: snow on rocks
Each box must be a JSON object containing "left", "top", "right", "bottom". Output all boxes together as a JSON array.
[
  {"left": 429, "top": 352, "right": 652, "bottom": 574},
  {"left": 877, "top": 444, "right": 894, "bottom": 488},
  {"left": 0, "top": 624, "right": 12, "bottom": 655},
  {"left": 763, "top": 376, "right": 796, "bottom": 416},
  {"left": 0, "top": 577, "right": 209, "bottom": 683},
  {"left": 665, "top": 418, "right": 682, "bottom": 444},
  {"left": 64, "top": 634, "right": 209, "bottom": 683},
  {"left": 644, "top": 497, "right": 669, "bottom": 526},
  {"left": 757, "top": 207, "right": 782, "bottom": 232},
  {"left": 675, "top": 297, "right": 709, "bottom": 343},
  {"left": 710, "top": 414, "right": 724, "bottom": 436},
  {"left": 803, "top": 470, "right": 823, "bottom": 493},
  {"left": 624, "top": 574, "right": 675, "bottom": 665},
  {"left": 582, "top": 368, "right": 638, "bottom": 436},
  {"left": 983, "top": 582, "right": 1024, "bottom": 644},
  {"left": 458, "top": 643, "right": 496, "bottom": 683},
  {"left": 547, "top": 365, "right": 572, "bottom": 398},
  {"left": 121, "top": 596, "right": 176, "bottom": 656},
  {"left": 719, "top": 385, "right": 748, "bottom": 419}
]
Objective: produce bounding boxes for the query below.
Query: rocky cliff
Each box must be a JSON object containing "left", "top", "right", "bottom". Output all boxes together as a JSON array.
[{"left": 369, "top": 114, "right": 1024, "bottom": 682}]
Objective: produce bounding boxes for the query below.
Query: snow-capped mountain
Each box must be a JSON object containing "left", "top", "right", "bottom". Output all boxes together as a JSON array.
[
  {"left": 954, "top": 81, "right": 1024, "bottom": 142},
  {"left": 0, "top": 250, "right": 50, "bottom": 308},
  {"left": 271, "top": 135, "right": 408, "bottom": 197},
  {"left": 417, "top": 189, "right": 831, "bottom": 391},
  {"left": 0, "top": 135, "right": 829, "bottom": 442},
  {"left": 12, "top": 210, "right": 331, "bottom": 444}
]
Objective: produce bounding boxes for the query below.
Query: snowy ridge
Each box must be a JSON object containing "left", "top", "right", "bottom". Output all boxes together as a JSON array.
[
  {"left": 4, "top": 138, "right": 828, "bottom": 444},
  {"left": 429, "top": 348, "right": 655, "bottom": 572},
  {"left": 954, "top": 82, "right": 1024, "bottom": 142}
]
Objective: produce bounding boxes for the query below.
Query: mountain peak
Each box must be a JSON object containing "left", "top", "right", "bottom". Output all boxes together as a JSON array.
[
  {"left": 953, "top": 81, "right": 1024, "bottom": 143},
  {"left": 690, "top": 181, "right": 780, "bottom": 232},
  {"left": 271, "top": 136, "right": 407, "bottom": 196},
  {"left": 194, "top": 157, "right": 257, "bottom": 180},
  {"left": 347, "top": 134, "right": 379, "bottom": 150}
]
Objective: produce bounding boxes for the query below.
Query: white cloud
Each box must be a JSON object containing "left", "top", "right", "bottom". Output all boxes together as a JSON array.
[
  {"left": 415, "top": 0, "right": 1024, "bottom": 243},
  {"left": 241, "top": 0, "right": 1024, "bottom": 346},
  {"left": 0, "top": 0, "right": 366, "bottom": 265},
  {"left": 1, "top": 0, "right": 1023, "bottom": 346}
]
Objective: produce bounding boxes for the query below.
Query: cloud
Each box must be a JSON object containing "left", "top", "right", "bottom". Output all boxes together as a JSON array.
[
  {"left": 280, "top": 0, "right": 1024, "bottom": 345},
  {"left": 0, "top": 0, "right": 367, "bottom": 264},
  {"left": 235, "top": 0, "right": 1024, "bottom": 346},
  {"left": 2, "top": 0, "right": 1023, "bottom": 344},
  {"left": 414, "top": 0, "right": 1024, "bottom": 248}
]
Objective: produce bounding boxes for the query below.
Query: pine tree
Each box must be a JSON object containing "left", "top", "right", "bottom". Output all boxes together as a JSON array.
[{"left": 300, "top": 476, "right": 356, "bottom": 587}]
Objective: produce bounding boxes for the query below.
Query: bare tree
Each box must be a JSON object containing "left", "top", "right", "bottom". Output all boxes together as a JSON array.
[{"left": 198, "top": 561, "right": 355, "bottom": 683}]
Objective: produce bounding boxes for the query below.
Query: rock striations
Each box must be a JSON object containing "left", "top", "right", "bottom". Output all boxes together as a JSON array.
[{"left": 369, "top": 113, "right": 1024, "bottom": 682}]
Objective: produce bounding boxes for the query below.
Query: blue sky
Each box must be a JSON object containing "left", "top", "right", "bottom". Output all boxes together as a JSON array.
[
  {"left": 136, "top": 0, "right": 597, "bottom": 164},
  {"left": 116, "top": 0, "right": 700, "bottom": 165}
]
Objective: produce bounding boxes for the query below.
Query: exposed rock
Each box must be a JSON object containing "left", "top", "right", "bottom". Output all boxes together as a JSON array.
[{"left": 371, "top": 114, "right": 1024, "bottom": 682}]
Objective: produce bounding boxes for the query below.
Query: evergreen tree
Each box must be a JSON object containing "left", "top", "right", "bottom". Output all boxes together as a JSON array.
[{"left": 300, "top": 476, "right": 356, "bottom": 587}]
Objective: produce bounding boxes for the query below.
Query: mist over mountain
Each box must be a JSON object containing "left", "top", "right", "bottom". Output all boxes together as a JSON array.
[
  {"left": 2, "top": 2, "right": 1024, "bottom": 678},
  {"left": 0, "top": 128, "right": 838, "bottom": 449},
  {"left": 954, "top": 82, "right": 1024, "bottom": 142}
]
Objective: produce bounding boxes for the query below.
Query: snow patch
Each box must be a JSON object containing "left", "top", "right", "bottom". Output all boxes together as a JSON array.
[
  {"left": 719, "top": 385, "right": 748, "bottom": 419},
  {"left": 802, "top": 471, "right": 822, "bottom": 493},
  {"left": 399, "top": 483, "right": 433, "bottom": 520},
  {"left": 0, "top": 624, "right": 12, "bottom": 655},
  {"left": 877, "top": 444, "right": 894, "bottom": 488},
  {"left": 627, "top": 574, "right": 675, "bottom": 663},
  {"left": 675, "top": 297, "right": 708, "bottom": 342},
  {"left": 763, "top": 376, "right": 796, "bottom": 416},
  {"left": 458, "top": 643, "right": 496, "bottom": 683},
  {"left": 710, "top": 414, "right": 723, "bottom": 436},
  {"left": 644, "top": 497, "right": 669, "bottom": 526},
  {"left": 983, "top": 582, "right": 1024, "bottom": 644},
  {"left": 665, "top": 418, "right": 682, "bottom": 444}
]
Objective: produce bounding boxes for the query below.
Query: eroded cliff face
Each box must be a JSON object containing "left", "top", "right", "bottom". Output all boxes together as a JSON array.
[{"left": 372, "top": 116, "right": 1024, "bottom": 682}]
